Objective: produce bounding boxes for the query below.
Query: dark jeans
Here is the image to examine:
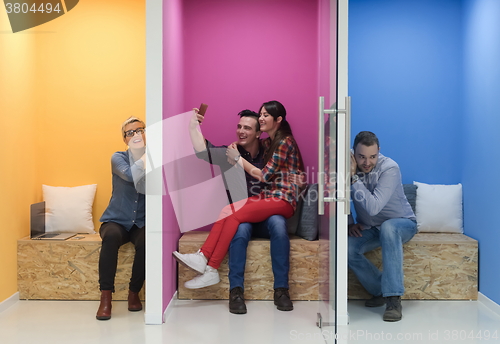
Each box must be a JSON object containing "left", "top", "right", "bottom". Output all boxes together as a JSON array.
[
  {"left": 228, "top": 215, "right": 290, "bottom": 290},
  {"left": 98, "top": 222, "right": 145, "bottom": 293}
]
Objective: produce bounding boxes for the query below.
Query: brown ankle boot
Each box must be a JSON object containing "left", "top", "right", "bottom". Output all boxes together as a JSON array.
[
  {"left": 96, "top": 290, "right": 112, "bottom": 320},
  {"left": 128, "top": 290, "right": 143, "bottom": 311}
]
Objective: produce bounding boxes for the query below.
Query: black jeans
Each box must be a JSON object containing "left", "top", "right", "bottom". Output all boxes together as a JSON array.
[{"left": 98, "top": 222, "right": 145, "bottom": 293}]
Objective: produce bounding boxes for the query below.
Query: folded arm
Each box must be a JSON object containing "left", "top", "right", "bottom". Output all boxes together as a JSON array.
[
  {"left": 112, "top": 152, "right": 145, "bottom": 193},
  {"left": 351, "top": 165, "right": 399, "bottom": 216}
]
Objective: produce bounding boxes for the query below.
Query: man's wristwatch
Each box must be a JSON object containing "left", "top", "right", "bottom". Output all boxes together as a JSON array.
[{"left": 351, "top": 174, "right": 359, "bottom": 184}]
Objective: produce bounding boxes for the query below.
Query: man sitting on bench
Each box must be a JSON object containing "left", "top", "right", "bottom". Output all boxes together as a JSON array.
[{"left": 348, "top": 131, "right": 416, "bottom": 322}]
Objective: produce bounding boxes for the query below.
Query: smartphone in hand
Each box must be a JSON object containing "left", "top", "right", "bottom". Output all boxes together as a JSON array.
[{"left": 199, "top": 103, "right": 208, "bottom": 116}]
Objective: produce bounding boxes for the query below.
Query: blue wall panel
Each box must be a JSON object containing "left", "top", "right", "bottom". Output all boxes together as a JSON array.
[
  {"left": 349, "top": 0, "right": 463, "bottom": 184},
  {"left": 463, "top": 0, "right": 500, "bottom": 305},
  {"left": 350, "top": 0, "right": 500, "bottom": 305}
]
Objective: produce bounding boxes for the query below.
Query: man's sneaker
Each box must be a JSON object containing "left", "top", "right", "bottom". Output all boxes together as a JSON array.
[
  {"left": 365, "top": 294, "right": 386, "bottom": 307},
  {"left": 383, "top": 296, "right": 402, "bottom": 322},
  {"left": 173, "top": 250, "right": 207, "bottom": 274},
  {"left": 184, "top": 266, "right": 220, "bottom": 289},
  {"left": 274, "top": 288, "right": 293, "bottom": 311},
  {"left": 229, "top": 287, "right": 247, "bottom": 314}
]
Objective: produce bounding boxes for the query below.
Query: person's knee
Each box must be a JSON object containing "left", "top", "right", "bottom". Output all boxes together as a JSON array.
[
  {"left": 267, "top": 215, "right": 288, "bottom": 237},
  {"left": 379, "top": 219, "right": 405, "bottom": 242},
  {"left": 217, "top": 203, "right": 236, "bottom": 220},
  {"left": 232, "top": 223, "right": 252, "bottom": 242},
  {"left": 101, "top": 226, "right": 123, "bottom": 243}
]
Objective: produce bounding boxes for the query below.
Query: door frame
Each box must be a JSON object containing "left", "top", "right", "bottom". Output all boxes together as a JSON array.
[{"left": 336, "top": 0, "right": 349, "bottom": 327}]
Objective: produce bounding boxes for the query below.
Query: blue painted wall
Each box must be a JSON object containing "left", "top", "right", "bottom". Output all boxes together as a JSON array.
[
  {"left": 349, "top": 0, "right": 464, "bottom": 185},
  {"left": 350, "top": 0, "right": 500, "bottom": 305},
  {"left": 462, "top": 0, "right": 500, "bottom": 305}
]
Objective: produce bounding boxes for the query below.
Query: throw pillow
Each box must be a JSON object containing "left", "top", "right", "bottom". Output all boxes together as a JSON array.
[
  {"left": 296, "top": 183, "right": 319, "bottom": 240},
  {"left": 413, "top": 181, "right": 463, "bottom": 233},
  {"left": 42, "top": 184, "right": 97, "bottom": 234},
  {"left": 403, "top": 184, "right": 418, "bottom": 214}
]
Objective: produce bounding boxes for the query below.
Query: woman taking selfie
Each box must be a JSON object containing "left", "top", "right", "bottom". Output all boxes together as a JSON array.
[{"left": 173, "top": 100, "right": 304, "bottom": 293}]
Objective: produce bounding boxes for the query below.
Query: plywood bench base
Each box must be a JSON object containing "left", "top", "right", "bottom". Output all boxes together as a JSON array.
[
  {"left": 177, "top": 231, "right": 319, "bottom": 301},
  {"left": 17, "top": 234, "right": 145, "bottom": 301},
  {"left": 178, "top": 232, "right": 478, "bottom": 301},
  {"left": 348, "top": 233, "right": 478, "bottom": 300}
]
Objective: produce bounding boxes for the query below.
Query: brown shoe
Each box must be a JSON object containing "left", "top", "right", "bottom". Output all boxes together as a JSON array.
[
  {"left": 96, "top": 290, "right": 112, "bottom": 320},
  {"left": 128, "top": 290, "right": 143, "bottom": 311}
]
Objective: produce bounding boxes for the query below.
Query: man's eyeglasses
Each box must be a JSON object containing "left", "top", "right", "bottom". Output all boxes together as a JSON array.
[{"left": 124, "top": 128, "right": 145, "bottom": 138}]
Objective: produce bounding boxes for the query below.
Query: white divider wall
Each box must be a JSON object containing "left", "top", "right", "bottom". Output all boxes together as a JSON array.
[{"left": 145, "top": 0, "right": 163, "bottom": 325}]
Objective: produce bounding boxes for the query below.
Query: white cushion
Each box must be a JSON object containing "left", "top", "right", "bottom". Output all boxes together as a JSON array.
[
  {"left": 413, "top": 181, "right": 463, "bottom": 233},
  {"left": 42, "top": 184, "right": 97, "bottom": 234}
]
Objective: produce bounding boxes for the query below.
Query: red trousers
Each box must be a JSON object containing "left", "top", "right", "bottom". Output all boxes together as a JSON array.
[{"left": 200, "top": 196, "right": 293, "bottom": 269}]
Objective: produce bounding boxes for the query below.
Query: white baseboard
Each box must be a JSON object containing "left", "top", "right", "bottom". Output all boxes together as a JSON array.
[
  {"left": 163, "top": 291, "right": 178, "bottom": 323},
  {"left": 144, "top": 291, "right": 177, "bottom": 325},
  {"left": 144, "top": 311, "right": 163, "bottom": 325},
  {"left": 338, "top": 313, "right": 349, "bottom": 326},
  {"left": 478, "top": 292, "right": 500, "bottom": 317},
  {"left": 0, "top": 292, "right": 19, "bottom": 314}
]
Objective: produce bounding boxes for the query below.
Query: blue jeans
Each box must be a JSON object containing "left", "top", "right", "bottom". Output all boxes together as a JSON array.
[
  {"left": 228, "top": 215, "right": 290, "bottom": 290},
  {"left": 348, "top": 218, "right": 417, "bottom": 297}
]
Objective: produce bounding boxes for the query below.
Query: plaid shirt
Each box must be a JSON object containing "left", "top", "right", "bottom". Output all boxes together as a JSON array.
[{"left": 260, "top": 136, "right": 302, "bottom": 211}]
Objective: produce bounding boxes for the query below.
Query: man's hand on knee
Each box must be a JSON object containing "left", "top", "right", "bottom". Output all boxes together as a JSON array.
[{"left": 348, "top": 223, "right": 364, "bottom": 237}]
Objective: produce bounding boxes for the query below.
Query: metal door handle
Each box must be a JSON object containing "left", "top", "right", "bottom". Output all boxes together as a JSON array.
[{"left": 318, "top": 96, "right": 351, "bottom": 215}]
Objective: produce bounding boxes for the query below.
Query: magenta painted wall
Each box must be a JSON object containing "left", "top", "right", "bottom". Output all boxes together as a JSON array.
[
  {"left": 182, "top": 0, "right": 320, "bottom": 179},
  {"left": 162, "top": 0, "right": 184, "bottom": 311},
  {"left": 162, "top": 0, "right": 333, "bottom": 313},
  {"left": 319, "top": 0, "right": 333, "bottom": 108}
]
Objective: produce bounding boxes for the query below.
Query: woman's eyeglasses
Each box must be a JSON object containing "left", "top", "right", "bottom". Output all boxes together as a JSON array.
[{"left": 124, "top": 128, "right": 145, "bottom": 138}]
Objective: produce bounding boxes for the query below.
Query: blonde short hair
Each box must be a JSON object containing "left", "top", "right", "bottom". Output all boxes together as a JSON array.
[{"left": 121, "top": 117, "right": 145, "bottom": 137}]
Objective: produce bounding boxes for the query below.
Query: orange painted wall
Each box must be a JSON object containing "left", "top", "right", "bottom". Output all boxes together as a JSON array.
[
  {"left": 0, "top": 19, "right": 38, "bottom": 303},
  {"left": 0, "top": 1, "right": 145, "bottom": 303}
]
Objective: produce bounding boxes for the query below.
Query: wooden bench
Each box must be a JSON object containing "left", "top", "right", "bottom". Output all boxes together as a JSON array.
[
  {"left": 178, "top": 232, "right": 478, "bottom": 301},
  {"left": 17, "top": 234, "right": 145, "bottom": 300},
  {"left": 348, "top": 233, "right": 478, "bottom": 300},
  {"left": 177, "top": 231, "right": 319, "bottom": 300}
]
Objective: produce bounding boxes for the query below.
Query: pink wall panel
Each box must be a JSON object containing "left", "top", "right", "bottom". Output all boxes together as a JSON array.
[
  {"left": 163, "top": 0, "right": 184, "bottom": 311},
  {"left": 163, "top": 0, "right": 333, "bottom": 312},
  {"left": 318, "top": 0, "right": 332, "bottom": 107},
  {"left": 182, "top": 0, "right": 320, "bottom": 178}
]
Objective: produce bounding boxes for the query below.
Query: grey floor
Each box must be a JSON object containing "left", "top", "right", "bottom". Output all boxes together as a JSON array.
[{"left": 1, "top": 298, "right": 499, "bottom": 344}]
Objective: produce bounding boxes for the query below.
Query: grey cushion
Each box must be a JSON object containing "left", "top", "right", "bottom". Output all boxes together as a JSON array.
[
  {"left": 295, "top": 184, "right": 319, "bottom": 241},
  {"left": 403, "top": 183, "right": 417, "bottom": 214},
  {"left": 286, "top": 196, "right": 302, "bottom": 235}
]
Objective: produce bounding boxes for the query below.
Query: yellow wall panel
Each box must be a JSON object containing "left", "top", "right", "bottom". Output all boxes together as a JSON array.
[
  {"left": 0, "top": 16, "right": 38, "bottom": 302},
  {"left": 34, "top": 1, "right": 146, "bottom": 230},
  {"left": 0, "top": 0, "right": 145, "bottom": 303}
]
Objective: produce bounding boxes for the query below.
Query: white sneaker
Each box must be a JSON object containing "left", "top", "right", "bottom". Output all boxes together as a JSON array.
[
  {"left": 172, "top": 250, "right": 207, "bottom": 274},
  {"left": 184, "top": 266, "right": 220, "bottom": 289}
]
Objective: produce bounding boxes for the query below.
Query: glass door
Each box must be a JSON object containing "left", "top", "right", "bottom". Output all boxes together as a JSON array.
[
  {"left": 317, "top": 0, "right": 349, "bottom": 342},
  {"left": 317, "top": 99, "right": 338, "bottom": 333}
]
